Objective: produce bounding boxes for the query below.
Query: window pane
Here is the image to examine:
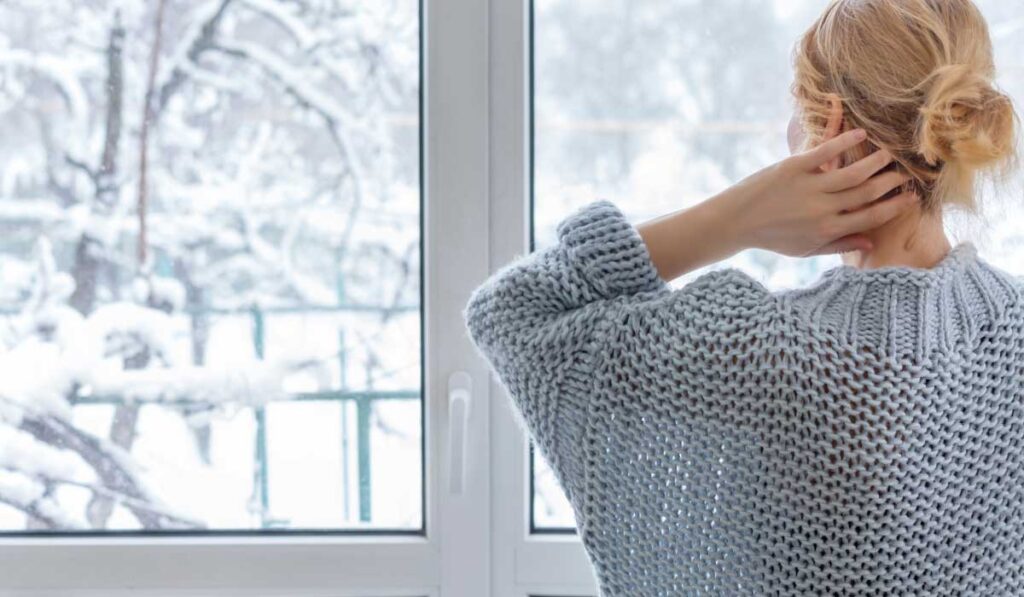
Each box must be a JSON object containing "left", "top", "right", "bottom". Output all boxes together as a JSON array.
[
  {"left": 0, "top": 0, "right": 421, "bottom": 532},
  {"left": 531, "top": 447, "right": 574, "bottom": 531},
  {"left": 531, "top": 0, "right": 1024, "bottom": 530}
]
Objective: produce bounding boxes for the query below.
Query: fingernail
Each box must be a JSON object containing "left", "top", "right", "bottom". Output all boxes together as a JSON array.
[{"left": 854, "top": 129, "right": 867, "bottom": 140}]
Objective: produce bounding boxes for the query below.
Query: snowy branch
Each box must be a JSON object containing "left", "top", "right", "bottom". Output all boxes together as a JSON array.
[
  {"left": 82, "top": 358, "right": 321, "bottom": 407},
  {"left": 212, "top": 40, "right": 373, "bottom": 140},
  {"left": 15, "top": 407, "right": 200, "bottom": 530},
  {"left": 239, "top": 0, "right": 319, "bottom": 51},
  {"left": 155, "top": 0, "right": 236, "bottom": 115},
  {"left": 0, "top": 49, "right": 89, "bottom": 131},
  {"left": 0, "top": 470, "right": 84, "bottom": 530}
]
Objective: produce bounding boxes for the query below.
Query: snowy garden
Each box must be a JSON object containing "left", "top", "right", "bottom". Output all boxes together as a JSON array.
[{"left": 0, "top": 0, "right": 421, "bottom": 531}]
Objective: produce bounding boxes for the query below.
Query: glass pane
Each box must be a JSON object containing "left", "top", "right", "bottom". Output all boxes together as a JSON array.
[
  {"left": 531, "top": 0, "right": 1024, "bottom": 530},
  {"left": 530, "top": 447, "right": 574, "bottom": 531},
  {"left": 0, "top": 0, "right": 421, "bottom": 532}
]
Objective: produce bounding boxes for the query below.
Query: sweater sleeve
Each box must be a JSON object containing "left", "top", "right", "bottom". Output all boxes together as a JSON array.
[{"left": 463, "top": 199, "right": 668, "bottom": 504}]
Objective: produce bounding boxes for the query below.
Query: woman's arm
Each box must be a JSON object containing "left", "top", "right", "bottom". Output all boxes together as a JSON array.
[
  {"left": 637, "top": 129, "right": 916, "bottom": 281},
  {"left": 463, "top": 201, "right": 666, "bottom": 505},
  {"left": 463, "top": 128, "right": 916, "bottom": 510}
]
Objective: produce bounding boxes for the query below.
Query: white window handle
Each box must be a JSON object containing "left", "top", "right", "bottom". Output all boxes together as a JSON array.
[{"left": 447, "top": 371, "right": 472, "bottom": 495}]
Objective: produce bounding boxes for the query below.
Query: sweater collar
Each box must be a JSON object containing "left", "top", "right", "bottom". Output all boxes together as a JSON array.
[
  {"left": 818, "top": 242, "right": 981, "bottom": 287},
  {"left": 780, "top": 243, "right": 1022, "bottom": 361}
]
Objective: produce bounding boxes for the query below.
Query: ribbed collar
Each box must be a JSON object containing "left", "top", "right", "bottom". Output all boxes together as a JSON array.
[{"left": 779, "top": 243, "right": 1022, "bottom": 361}]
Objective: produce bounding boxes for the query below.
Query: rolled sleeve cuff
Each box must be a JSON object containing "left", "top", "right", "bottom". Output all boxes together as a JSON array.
[{"left": 556, "top": 199, "right": 667, "bottom": 299}]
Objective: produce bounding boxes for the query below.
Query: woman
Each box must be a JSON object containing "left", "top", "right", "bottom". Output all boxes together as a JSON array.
[{"left": 466, "top": 0, "right": 1020, "bottom": 594}]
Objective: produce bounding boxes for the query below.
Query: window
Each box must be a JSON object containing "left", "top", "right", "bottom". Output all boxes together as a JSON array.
[
  {"left": 0, "top": 0, "right": 421, "bottom": 533},
  {"left": 0, "top": 0, "right": 495, "bottom": 592},
  {"left": 0, "top": 0, "right": 1021, "bottom": 595},
  {"left": 530, "top": 0, "right": 1024, "bottom": 534}
]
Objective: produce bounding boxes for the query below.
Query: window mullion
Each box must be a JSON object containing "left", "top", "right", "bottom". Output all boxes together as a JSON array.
[
  {"left": 424, "top": 0, "right": 493, "bottom": 596},
  {"left": 486, "top": 0, "right": 599, "bottom": 595}
]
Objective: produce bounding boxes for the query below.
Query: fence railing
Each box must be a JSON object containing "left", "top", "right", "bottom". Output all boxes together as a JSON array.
[
  {"left": 248, "top": 303, "right": 420, "bottom": 527},
  {"left": 8, "top": 301, "right": 420, "bottom": 529}
]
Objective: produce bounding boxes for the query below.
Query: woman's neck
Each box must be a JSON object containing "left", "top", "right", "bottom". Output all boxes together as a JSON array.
[{"left": 841, "top": 205, "right": 952, "bottom": 270}]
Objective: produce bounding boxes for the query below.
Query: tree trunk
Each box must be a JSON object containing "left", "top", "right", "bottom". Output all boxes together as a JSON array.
[{"left": 69, "top": 18, "right": 124, "bottom": 314}]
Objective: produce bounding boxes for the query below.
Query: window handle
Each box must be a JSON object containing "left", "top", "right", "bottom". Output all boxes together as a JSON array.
[{"left": 447, "top": 371, "right": 472, "bottom": 495}]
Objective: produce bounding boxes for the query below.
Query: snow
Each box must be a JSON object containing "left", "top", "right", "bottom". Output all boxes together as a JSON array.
[
  {"left": 0, "top": 469, "right": 86, "bottom": 529},
  {"left": 0, "top": 198, "right": 65, "bottom": 223},
  {"left": 0, "top": 425, "right": 88, "bottom": 481},
  {"left": 0, "top": 0, "right": 422, "bottom": 532},
  {"left": 0, "top": 470, "right": 44, "bottom": 507},
  {"left": 239, "top": 0, "right": 320, "bottom": 51},
  {"left": 88, "top": 360, "right": 297, "bottom": 406},
  {"left": 214, "top": 40, "right": 370, "bottom": 139},
  {"left": 0, "top": 337, "right": 77, "bottom": 418},
  {"left": 132, "top": 276, "right": 187, "bottom": 312},
  {"left": 91, "top": 302, "right": 177, "bottom": 357},
  {"left": 0, "top": 49, "right": 89, "bottom": 135}
]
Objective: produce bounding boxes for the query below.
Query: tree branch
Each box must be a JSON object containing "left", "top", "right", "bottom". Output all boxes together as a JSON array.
[
  {"left": 69, "top": 17, "right": 126, "bottom": 315},
  {"left": 212, "top": 40, "right": 370, "bottom": 234},
  {"left": 1, "top": 467, "right": 204, "bottom": 529},
  {"left": 98, "top": 12, "right": 125, "bottom": 206},
  {"left": 16, "top": 407, "right": 195, "bottom": 530},
  {"left": 137, "top": 0, "right": 170, "bottom": 267},
  {"left": 155, "top": 0, "right": 235, "bottom": 116},
  {"left": 0, "top": 492, "right": 69, "bottom": 530},
  {"left": 64, "top": 153, "right": 100, "bottom": 188}
]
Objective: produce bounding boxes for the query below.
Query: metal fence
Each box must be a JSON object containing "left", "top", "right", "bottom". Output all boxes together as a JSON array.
[{"left": 43, "top": 301, "right": 421, "bottom": 529}]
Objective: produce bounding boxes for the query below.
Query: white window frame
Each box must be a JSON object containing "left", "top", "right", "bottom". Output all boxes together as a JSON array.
[
  {"left": 0, "top": 0, "right": 591, "bottom": 595},
  {"left": 0, "top": 0, "right": 492, "bottom": 594},
  {"left": 487, "top": 0, "right": 598, "bottom": 596}
]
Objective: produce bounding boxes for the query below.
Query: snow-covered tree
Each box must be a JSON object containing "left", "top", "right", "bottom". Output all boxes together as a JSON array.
[{"left": 0, "top": 0, "right": 420, "bottom": 530}]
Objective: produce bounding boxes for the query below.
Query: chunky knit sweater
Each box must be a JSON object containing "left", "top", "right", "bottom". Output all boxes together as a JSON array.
[{"left": 464, "top": 199, "right": 1024, "bottom": 596}]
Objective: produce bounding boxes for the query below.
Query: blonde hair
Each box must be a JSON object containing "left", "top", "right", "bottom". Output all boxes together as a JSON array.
[{"left": 793, "top": 0, "right": 1018, "bottom": 212}]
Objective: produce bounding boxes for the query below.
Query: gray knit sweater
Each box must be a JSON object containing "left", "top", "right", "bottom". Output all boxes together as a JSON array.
[{"left": 464, "top": 199, "right": 1024, "bottom": 595}]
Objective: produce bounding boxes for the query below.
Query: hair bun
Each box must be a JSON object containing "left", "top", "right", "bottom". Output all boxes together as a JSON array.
[{"left": 918, "top": 63, "right": 1016, "bottom": 169}]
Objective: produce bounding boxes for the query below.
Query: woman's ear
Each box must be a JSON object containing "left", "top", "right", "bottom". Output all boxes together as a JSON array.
[{"left": 820, "top": 94, "right": 844, "bottom": 172}]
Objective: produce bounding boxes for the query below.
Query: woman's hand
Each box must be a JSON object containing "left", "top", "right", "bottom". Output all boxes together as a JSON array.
[
  {"left": 725, "top": 128, "right": 917, "bottom": 257},
  {"left": 636, "top": 128, "right": 919, "bottom": 282}
]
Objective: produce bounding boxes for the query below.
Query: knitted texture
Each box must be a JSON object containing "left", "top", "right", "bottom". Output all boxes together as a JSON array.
[{"left": 464, "top": 199, "right": 1024, "bottom": 596}]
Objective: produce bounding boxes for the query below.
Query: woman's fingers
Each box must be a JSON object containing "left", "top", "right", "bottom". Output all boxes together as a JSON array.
[
  {"left": 821, "top": 149, "right": 894, "bottom": 191},
  {"left": 833, "top": 191, "right": 919, "bottom": 237},
  {"left": 795, "top": 128, "right": 867, "bottom": 171},
  {"left": 836, "top": 170, "right": 913, "bottom": 210}
]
